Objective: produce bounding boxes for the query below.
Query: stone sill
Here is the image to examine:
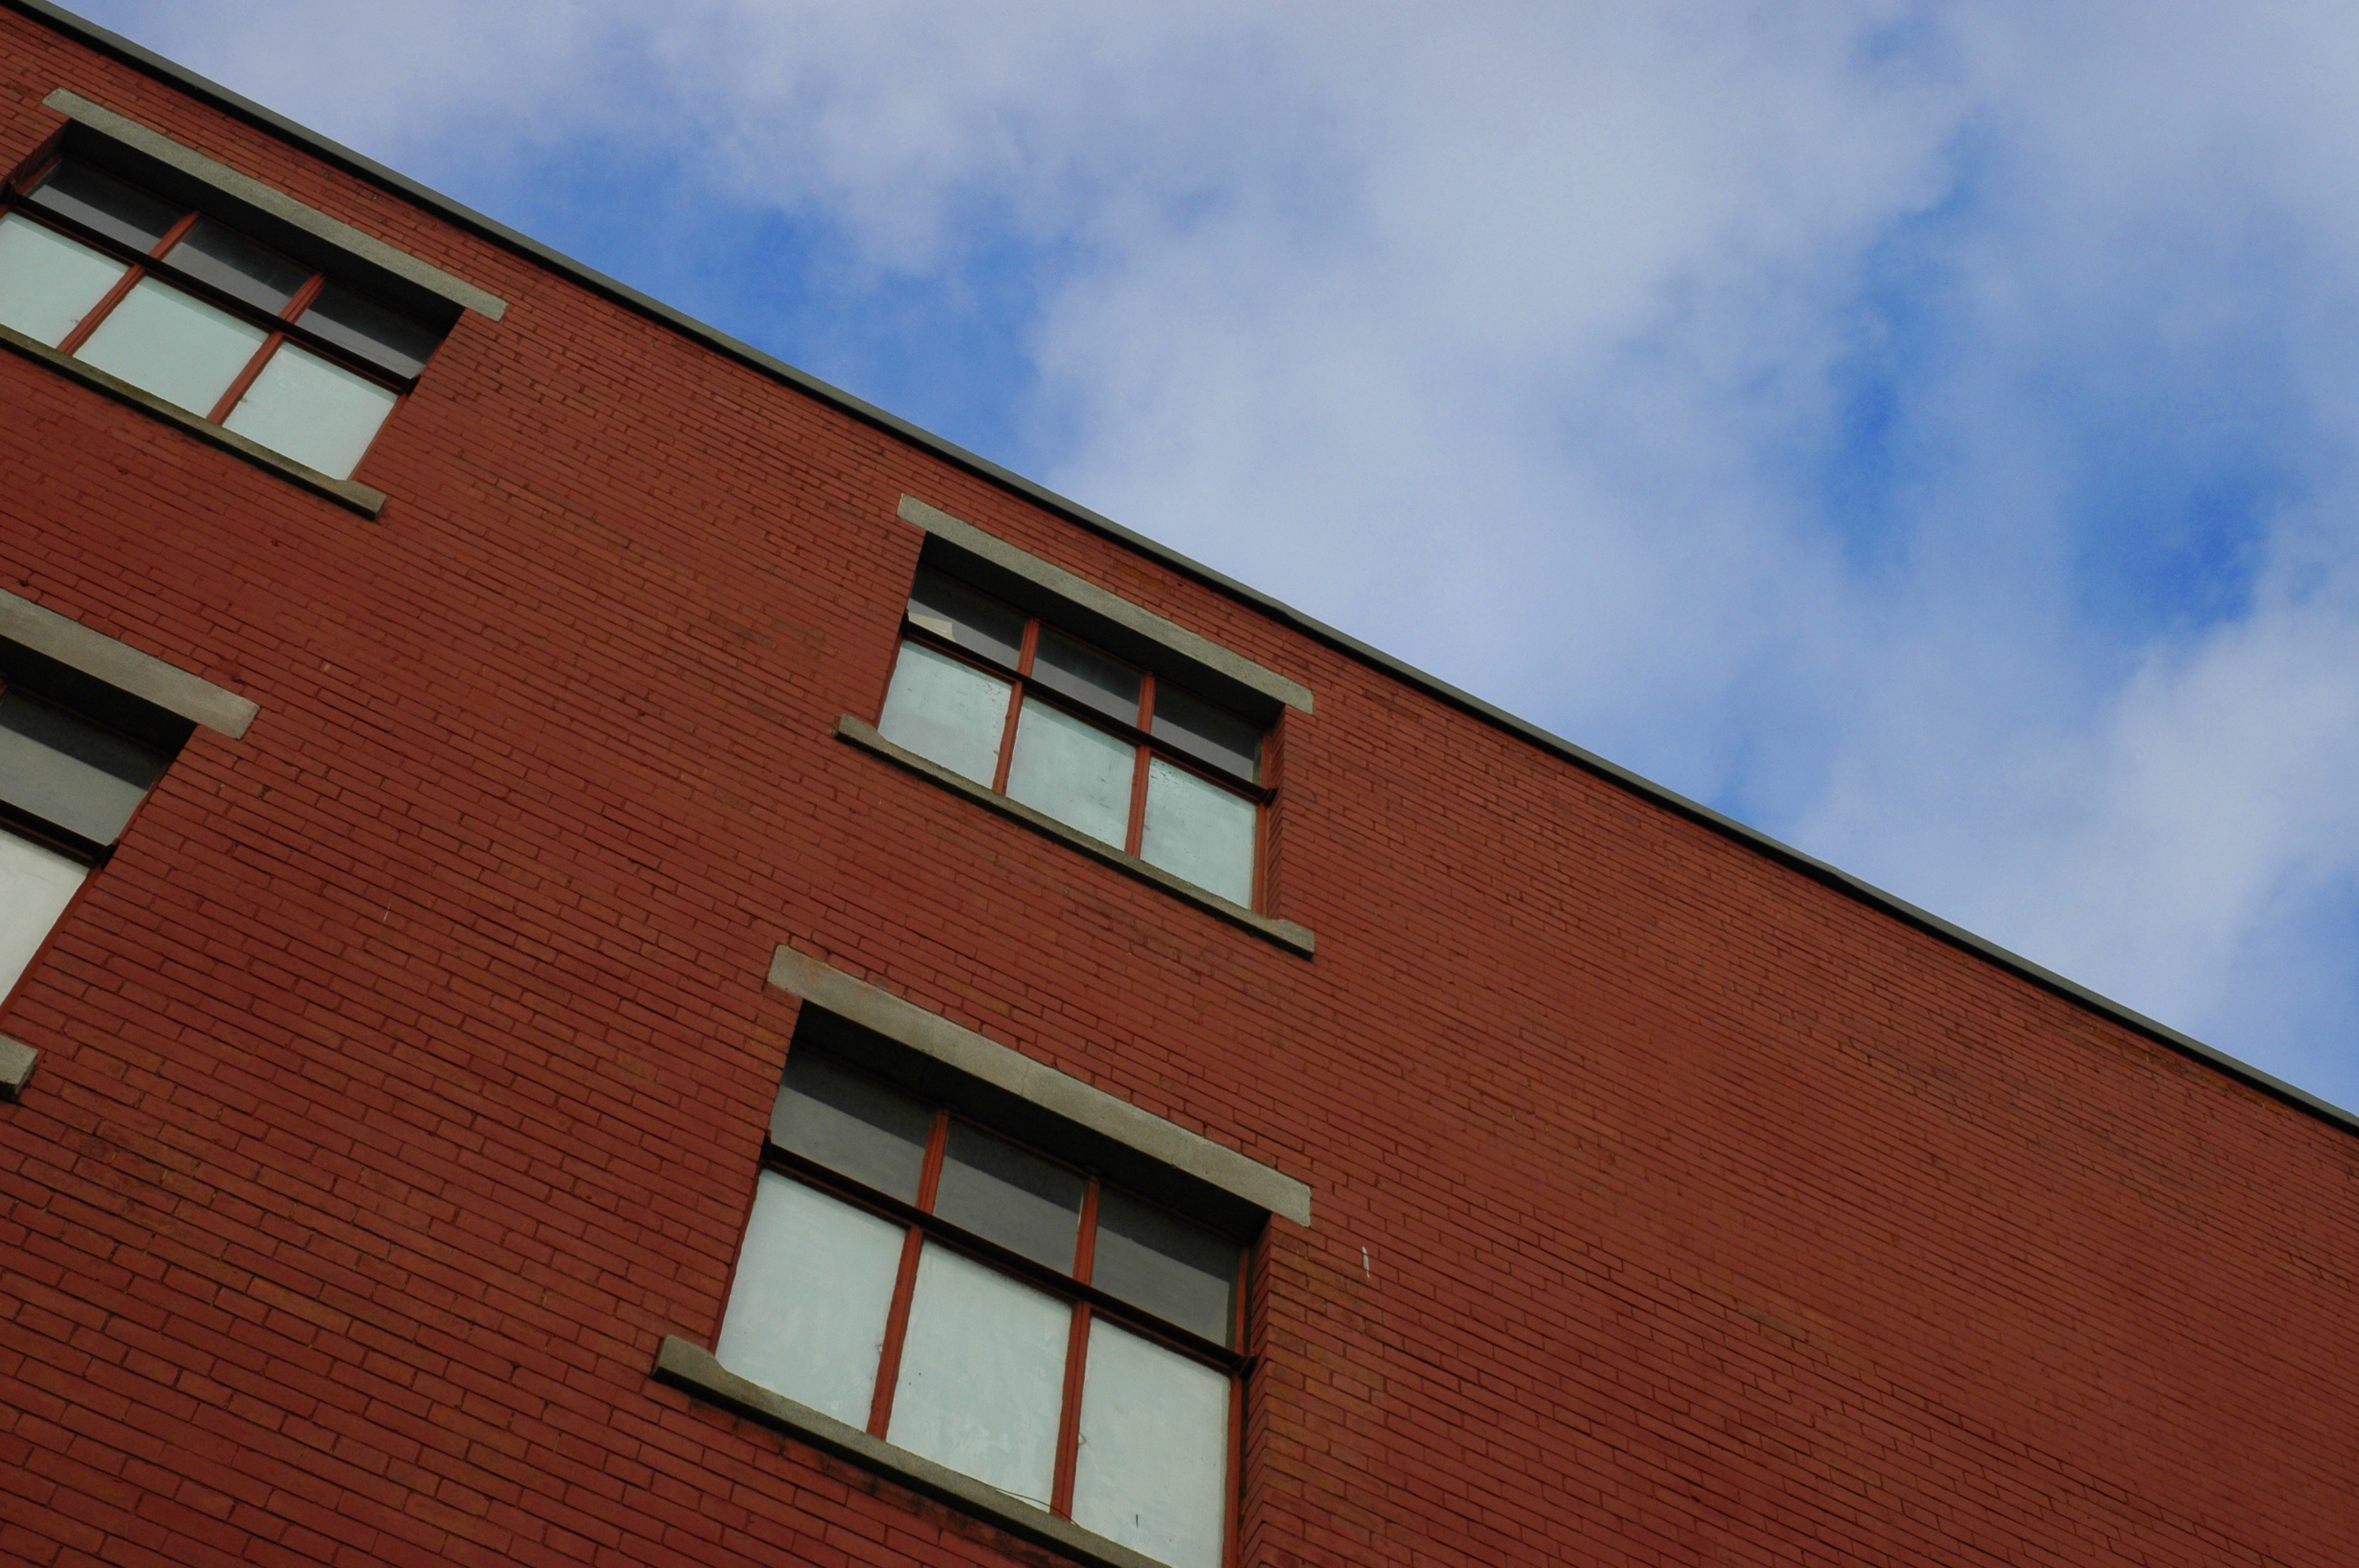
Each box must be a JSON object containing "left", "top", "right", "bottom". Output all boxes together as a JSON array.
[
  {"left": 836, "top": 715, "right": 1315, "bottom": 958},
  {"left": 652, "top": 1336, "right": 1171, "bottom": 1568},
  {"left": 0, "top": 320, "right": 387, "bottom": 517}
]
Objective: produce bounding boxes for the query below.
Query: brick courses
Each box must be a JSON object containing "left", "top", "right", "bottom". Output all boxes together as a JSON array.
[{"left": 2, "top": 8, "right": 2355, "bottom": 1566}]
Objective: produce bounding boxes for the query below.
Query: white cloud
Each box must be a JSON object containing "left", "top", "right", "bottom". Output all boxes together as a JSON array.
[{"left": 68, "top": 0, "right": 2359, "bottom": 1104}]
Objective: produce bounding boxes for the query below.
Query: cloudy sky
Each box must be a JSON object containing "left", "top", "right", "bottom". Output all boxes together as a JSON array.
[{"left": 71, "top": 1, "right": 2359, "bottom": 1110}]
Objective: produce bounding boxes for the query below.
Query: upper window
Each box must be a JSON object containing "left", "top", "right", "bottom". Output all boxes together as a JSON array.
[
  {"left": 718, "top": 1047, "right": 1247, "bottom": 1568},
  {"left": 0, "top": 669, "right": 186, "bottom": 1008},
  {"left": 0, "top": 157, "right": 447, "bottom": 481},
  {"left": 878, "top": 568, "right": 1268, "bottom": 908}
]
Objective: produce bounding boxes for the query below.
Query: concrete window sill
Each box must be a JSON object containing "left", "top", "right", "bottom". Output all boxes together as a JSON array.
[
  {"left": 0, "top": 321, "right": 387, "bottom": 517},
  {"left": 652, "top": 1335, "right": 1174, "bottom": 1568},
  {"left": 836, "top": 714, "right": 1316, "bottom": 957}
]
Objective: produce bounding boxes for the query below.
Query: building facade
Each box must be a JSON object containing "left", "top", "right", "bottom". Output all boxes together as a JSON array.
[{"left": 2, "top": 5, "right": 2355, "bottom": 1566}]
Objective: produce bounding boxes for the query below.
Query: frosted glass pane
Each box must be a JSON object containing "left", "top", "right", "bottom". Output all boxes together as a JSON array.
[
  {"left": 224, "top": 343, "right": 398, "bottom": 479},
  {"left": 888, "top": 1244, "right": 1070, "bottom": 1505},
  {"left": 0, "top": 214, "right": 126, "bottom": 347},
  {"left": 1140, "top": 759, "right": 1257, "bottom": 906},
  {"left": 0, "top": 829, "right": 87, "bottom": 1004},
  {"left": 878, "top": 641, "right": 1013, "bottom": 786},
  {"left": 1072, "top": 1320, "right": 1231, "bottom": 1568},
  {"left": 715, "top": 1172, "right": 905, "bottom": 1427},
  {"left": 77, "top": 278, "right": 267, "bottom": 415},
  {"left": 1005, "top": 700, "right": 1136, "bottom": 847}
]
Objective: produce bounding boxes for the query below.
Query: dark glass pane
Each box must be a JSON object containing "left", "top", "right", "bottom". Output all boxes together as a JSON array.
[
  {"left": 907, "top": 569, "right": 1025, "bottom": 670},
  {"left": 769, "top": 1051, "right": 932, "bottom": 1203},
  {"left": 1031, "top": 629, "right": 1142, "bottom": 726},
  {"left": 0, "top": 691, "right": 171, "bottom": 844},
  {"left": 24, "top": 160, "right": 184, "bottom": 252},
  {"left": 165, "top": 219, "right": 310, "bottom": 314},
  {"left": 297, "top": 281, "right": 442, "bottom": 379},
  {"left": 1150, "top": 684, "right": 1260, "bottom": 782},
  {"left": 933, "top": 1122, "right": 1085, "bottom": 1272},
  {"left": 1091, "top": 1189, "right": 1241, "bottom": 1346}
]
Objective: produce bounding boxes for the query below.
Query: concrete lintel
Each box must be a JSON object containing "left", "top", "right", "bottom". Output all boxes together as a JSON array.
[
  {"left": 652, "top": 1337, "right": 1168, "bottom": 1568},
  {"left": 899, "top": 494, "right": 1313, "bottom": 714},
  {"left": 42, "top": 89, "right": 507, "bottom": 321},
  {"left": 0, "top": 1036, "right": 35, "bottom": 1100},
  {"left": 0, "top": 587, "right": 257, "bottom": 739},
  {"left": 768, "top": 940, "right": 1314, "bottom": 1228}
]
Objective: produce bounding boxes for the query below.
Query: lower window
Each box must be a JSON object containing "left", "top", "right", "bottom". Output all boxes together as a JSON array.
[{"left": 717, "top": 1048, "right": 1247, "bottom": 1568}]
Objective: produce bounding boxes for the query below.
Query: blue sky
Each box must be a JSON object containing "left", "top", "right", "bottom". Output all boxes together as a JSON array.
[{"left": 69, "top": 1, "right": 2359, "bottom": 1111}]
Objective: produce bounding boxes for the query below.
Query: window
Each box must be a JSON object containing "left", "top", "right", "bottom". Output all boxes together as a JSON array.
[
  {"left": 0, "top": 155, "right": 447, "bottom": 481},
  {"left": 878, "top": 568, "right": 1268, "bottom": 909},
  {"left": 0, "top": 668, "right": 187, "bottom": 1007},
  {"left": 718, "top": 1047, "right": 1248, "bottom": 1568}
]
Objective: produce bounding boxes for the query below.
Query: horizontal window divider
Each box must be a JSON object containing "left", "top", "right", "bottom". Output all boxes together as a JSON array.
[
  {"left": 651, "top": 1334, "right": 1173, "bottom": 1568},
  {"left": 762, "top": 1144, "right": 1248, "bottom": 1370},
  {"left": 0, "top": 318, "right": 386, "bottom": 517},
  {"left": 836, "top": 713, "right": 1314, "bottom": 958},
  {"left": 900, "top": 622, "right": 1268, "bottom": 799},
  {"left": 5, "top": 205, "right": 420, "bottom": 394}
]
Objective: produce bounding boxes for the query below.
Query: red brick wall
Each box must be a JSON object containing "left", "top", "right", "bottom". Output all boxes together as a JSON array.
[{"left": 2, "top": 11, "right": 2354, "bottom": 1566}]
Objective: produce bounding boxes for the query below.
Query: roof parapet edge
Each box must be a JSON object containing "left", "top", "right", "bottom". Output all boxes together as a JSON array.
[{"left": 11, "top": 0, "right": 2356, "bottom": 1143}]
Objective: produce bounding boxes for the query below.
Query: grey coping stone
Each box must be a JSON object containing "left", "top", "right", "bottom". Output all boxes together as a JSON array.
[
  {"left": 769, "top": 937, "right": 1314, "bottom": 1229},
  {"left": 0, "top": 586, "right": 260, "bottom": 740},
  {"left": 0, "top": 1036, "right": 38, "bottom": 1101},
  {"left": 899, "top": 494, "right": 1314, "bottom": 714}
]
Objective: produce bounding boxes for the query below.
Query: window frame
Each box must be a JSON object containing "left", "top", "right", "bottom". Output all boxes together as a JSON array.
[
  {"left": 748, "top": 1066, "right": 1252, "bottom": 1554},
  {"left": 1, "top": 152, "right": 424, "bottom": 443},
  {"left": 887, "top": 579, "right": 1276, "bottom": 909}
]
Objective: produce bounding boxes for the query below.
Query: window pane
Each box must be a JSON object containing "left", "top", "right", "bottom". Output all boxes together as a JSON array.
[
  {"left": 0, "top": 214, "right": 128, "bottom": 347},
  {"left": 715, "top": 1171, "right": 905, "bottom": 1428},
  {"left": 165, "top": 218, "right": 309, "bottom": 314},
  {"left": 878, "top": 641, "right": 1014, "bottom": 787},
  {"left": 1139, "top": 759, "right": 1256, "bottom": 906},
  {"left": 0, "top": 829, "right": 87, "bottom": 1004},
  {"left": 1005, "top": 699, "right": 1136, "bottom": 847},
  {"left": 887, "top": 1243, "right": 1070, "bottom": 1506},
  {"left": 1092, "top": 1191, "right": 1240, "bottom": 1346},
  {"left": 1072, "top": 1319, "right": 1230, "bottom": 1568},
  {"left": 297, "top": 281, "right": 442, "bottom": 379},
  {"left": 222, "top": 343, "right": 398, "bottom": 480},
  {"left": 0, "top": 691, "right": 170, "bottom": 845},
  {"left": 1150, "top": 685, "right": 1260, "bottom": 783},
  {"left": 24, "top": 160, "right": 183, "bottom": 252},
  {"left": 1031, "top": 629, "right": 1142, "bottom": 725},
  {"left": 769, "top": 1051, "right": 932, "bottom": 1204},
  {"left": 907, "top": 569, "right": 1025, "bottom": 670},
  {"left": 932, "top": 1122, "right": 1085, "bottom": 1272},
  {"left": 75, "top": 277, "right": 267, "bottom": 416}
]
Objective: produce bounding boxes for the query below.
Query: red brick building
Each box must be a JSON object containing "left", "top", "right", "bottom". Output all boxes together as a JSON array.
[{"left": 3, "top": 4, "right": 2355, "bottom": 1565}]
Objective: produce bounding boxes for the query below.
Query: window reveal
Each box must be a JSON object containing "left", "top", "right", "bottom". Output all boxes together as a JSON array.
[
  {"left": 0, "top": 158, "right": 445, "bottom": 481},
  {"left": 878, "top": 568, "right": 1268, "bottom": 908},
  {"left": 717, "top": 1048, "right": 1246, "bottom": 1568}
]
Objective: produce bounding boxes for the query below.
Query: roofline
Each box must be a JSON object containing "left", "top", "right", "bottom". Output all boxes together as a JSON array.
[{"left": 15, "top": 0, "right": 2356, "bottom": 1144}]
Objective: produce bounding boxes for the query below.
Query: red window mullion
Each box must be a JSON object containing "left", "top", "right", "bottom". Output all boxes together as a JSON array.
[
  {"left": 1049, "top": 1177, "right": 1102, "bottom": 1518},
  {"left": 865, "top": 1109, "right": 951, "bottom": 1439},
  {"left": 1122, "top": 676, "right": 1155, "bottom": 856},
  {"left": 54, "top": 263, "right": 144, "bottom": 358},
  {"left": 990, "top": 619, "right": 1041, "bottom": 795},
  {"left": 207, "top": 332, "right": 282, "bottom": 423}
]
